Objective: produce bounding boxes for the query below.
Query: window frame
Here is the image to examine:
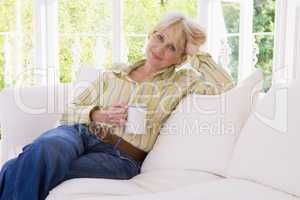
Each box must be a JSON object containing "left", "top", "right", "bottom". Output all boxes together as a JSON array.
[
  {"left": 198, "top": 0, "right": 255, "bottom": 82},
  {"left": 273, "top": 0, "right": 300, "bottom": 83},
  {"left": 112, "top": 0, "right": 123, "bottom": 64},
  {"left": 33, "top": 0, "right": 59, "bottom": 85},
  {"left": 1, "top": 0, "right": 286, "bottom": 86}
]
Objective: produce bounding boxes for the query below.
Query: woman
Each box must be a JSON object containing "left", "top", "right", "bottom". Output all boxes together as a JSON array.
[{"left": 0, "top": 12, "right": 233, "bottom": 200}]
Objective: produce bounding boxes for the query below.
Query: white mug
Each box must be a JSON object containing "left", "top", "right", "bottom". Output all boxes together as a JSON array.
[{"left": 125, "top": 104, "right": 147, "bottom": 134}]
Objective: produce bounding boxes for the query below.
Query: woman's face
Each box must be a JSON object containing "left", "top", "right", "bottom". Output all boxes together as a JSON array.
[{"left": 145, "top": 27, "right": 185, "bottom": 71}]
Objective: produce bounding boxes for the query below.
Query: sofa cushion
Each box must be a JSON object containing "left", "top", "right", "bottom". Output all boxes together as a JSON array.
[
  {"left": 131, "top": 169, "right": 222, "bottom": 193},
  {"left": 227, "top": 80, "right": 300, "bottom": 197},
  {"left": 75, "top": 65, "right": 102, "bottom": 95},
  {"left": 98, "top": 179, "right": 299, "bottom": 200},
  {"left": 0, "top": 85, "right": 70, "bottom": 162},
  {"left": 46, "top": 178, "right": 146, "bottom": 200},
  {"left": 0, "top": 66, "right": 100, "bottom": 163},
  {"left": 46, "top": 170, "right": 222, "bottom": 200},
  {"left": 141, "top": 69, "right": 263, "bottom": 176}
]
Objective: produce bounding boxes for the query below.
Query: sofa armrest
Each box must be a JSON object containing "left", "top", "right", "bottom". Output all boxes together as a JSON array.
[
  {"left": 0, "top": 66, "right": 101, "bottom": 164},
  {"left": 0, "top": 84, "right": 73, "bottom": 163}
]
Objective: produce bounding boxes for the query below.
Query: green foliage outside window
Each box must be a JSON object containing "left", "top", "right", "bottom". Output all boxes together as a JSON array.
[
  {"left": 222, "top": 0, "right": 275, "bottom": 90},
  {"left": 58, "top": 0, "right": 112, "bottom": 83},
  {"left": 0, "top": 0, "right": 275, "bottom": 91},
  {"left": 253, "top": 0, "right": 275, "bottom": 91},
  {"left": 0, "top": 0, "right": 33, "bottom": 89},
  {"left": 222, "top": 2, "right": 240, "bottom": 83},
  {"left": 0, "top": 0, "right": 17, "bottom": 91}
]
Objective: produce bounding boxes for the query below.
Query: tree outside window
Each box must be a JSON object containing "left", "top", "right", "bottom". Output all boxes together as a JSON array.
[
  {"left": 222, "top": 0, "right": 275, "bottom": 91},
  {"left": 0, "top": 0, "right": 276, "bottom": 91}
]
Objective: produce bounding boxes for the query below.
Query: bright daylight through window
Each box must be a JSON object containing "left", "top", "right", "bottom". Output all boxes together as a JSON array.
[{"left": 0, "top": 0, "right": 275, "bottom": 91}]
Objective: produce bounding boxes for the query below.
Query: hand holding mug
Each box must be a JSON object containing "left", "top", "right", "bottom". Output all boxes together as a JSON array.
[{"left": 91, "top": 102, "right": 128, "bottom": 126}]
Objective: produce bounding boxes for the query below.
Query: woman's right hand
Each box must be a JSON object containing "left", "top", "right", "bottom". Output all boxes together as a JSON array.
[{"left": 91, "top": 102, "right": 128, "bottom": 126}]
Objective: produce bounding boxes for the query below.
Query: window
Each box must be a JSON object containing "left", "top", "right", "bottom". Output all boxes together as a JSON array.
[
  {"left": 0, "top": 0, "right": 34, "bottom": 90},
  {"left": 222, "top": 0, "right": 276, "bottom": 91},
  {"left": 253, "top": 0, "right": 275, "bottom": 90},
  {"left": 0, "top": 0, "right": 277, "bottom": 91},
  {"left": 58, "top": 0, "right": 112, "bottom": 82},
  {"left": 222, "top": 1, "right": 240, "bottom": 82}
]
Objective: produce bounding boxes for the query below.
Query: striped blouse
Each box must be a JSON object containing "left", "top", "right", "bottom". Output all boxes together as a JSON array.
[{"left": 59, "top": 52, "right": 234, "bottom": 152}]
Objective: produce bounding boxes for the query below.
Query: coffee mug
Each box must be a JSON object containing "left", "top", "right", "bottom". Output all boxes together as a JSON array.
[{"left": 125, "top": 104, "right": 147, "bottom": 134}]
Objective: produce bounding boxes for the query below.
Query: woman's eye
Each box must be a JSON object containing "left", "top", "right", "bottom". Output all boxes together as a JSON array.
[
  {"left": 168, "top": 45, "right": 176, "bottom": 52},
  {"left": 157, "top": 34, "right": 164, "bottom": 42}
]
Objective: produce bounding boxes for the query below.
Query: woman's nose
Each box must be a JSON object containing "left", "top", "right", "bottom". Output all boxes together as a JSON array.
[{"left": 155, "top": 45, "right": 165, "bottom": 55}]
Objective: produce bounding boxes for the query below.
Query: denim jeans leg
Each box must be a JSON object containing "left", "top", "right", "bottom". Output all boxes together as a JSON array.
[
  {"left": 64, "top": 150, "right": 141, "bottom": 180},
  {"left": 0, "top": 124, "right": 85, "bottom": 200},
  {"left": 0, "top": 158, "right": 17, "bottom": 198},
  {"left": 0, "top": 124, "right": 142, "bottom": 200},
  {"left": 64, "top": 124, "right": 141, "bottom": 180}
]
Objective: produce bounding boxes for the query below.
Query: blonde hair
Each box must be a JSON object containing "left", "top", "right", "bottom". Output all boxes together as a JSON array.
[{"left": 149, "top": 12, "right": 207, "bottom": 56}]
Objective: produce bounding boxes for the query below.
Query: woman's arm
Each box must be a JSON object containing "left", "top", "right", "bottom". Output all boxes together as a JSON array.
[
  {"left": 59, "top": 73, "right": 107, "bottom": 125},
  {"left": 188, "top": 52, "right": 234, "bottom": 94}
]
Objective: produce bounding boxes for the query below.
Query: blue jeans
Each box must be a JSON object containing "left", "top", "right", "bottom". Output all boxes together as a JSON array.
[{"left": 0, "top": 124, "right": 141, "bottom": 200}]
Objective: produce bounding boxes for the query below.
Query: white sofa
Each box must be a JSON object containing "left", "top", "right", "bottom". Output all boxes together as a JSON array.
[{"left": 0, "top": 67, "right": 299, "bottom": 200}]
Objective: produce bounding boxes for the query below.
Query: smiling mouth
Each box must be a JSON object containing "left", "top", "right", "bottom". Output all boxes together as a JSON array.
[{"left": 151, "top": 51, "right": 163, "bottom": 60}]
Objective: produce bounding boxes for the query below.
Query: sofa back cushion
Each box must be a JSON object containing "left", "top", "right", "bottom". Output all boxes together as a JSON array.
[
  {"left": 141, "top": 69, "right": 263, "bottom": 176},
  {"left": 227, "top": 80, "right": 300, "bottom": 197},
  {"left": 0, "top": 85, "right": 67, "bottom": 161},
  {"left": 0, "top": 66, "right": 100, "bottom": 163}
]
